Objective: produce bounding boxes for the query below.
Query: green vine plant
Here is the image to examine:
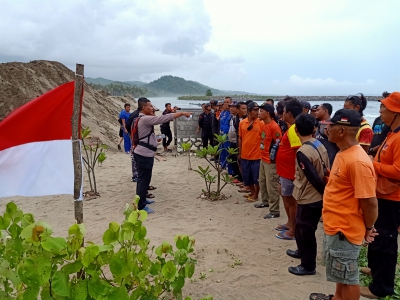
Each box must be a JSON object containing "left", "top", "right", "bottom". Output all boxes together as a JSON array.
[
  {"left": 195, "top": 134, "right": 238, "bottom": 201},
  {"left": 0, "top": 200, "right": 212, "bottom": 300},
  {"left": 81, "top": 127, "right": 108, "bottom": 197},
  {"left": 181, "top": 142, "right": 192, "bottom": 170}
]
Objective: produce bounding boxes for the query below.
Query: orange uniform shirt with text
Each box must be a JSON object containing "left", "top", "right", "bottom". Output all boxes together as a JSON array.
[
  {"left": 261, "top": 121, "right": 282, "bottom": 163},
  {"left": 239, "top": 118, "right": 262, "bottom": 160},
  {"left": 323, "top": 145, "right": 376, "bottom": 245},
  {"left": 276, "top": 124, "right": 301, "bottom": 180}
]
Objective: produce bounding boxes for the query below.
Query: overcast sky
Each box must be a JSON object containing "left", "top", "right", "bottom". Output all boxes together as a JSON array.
[{"left": 1, "top": 0, "right": 399, "bottom": 95}]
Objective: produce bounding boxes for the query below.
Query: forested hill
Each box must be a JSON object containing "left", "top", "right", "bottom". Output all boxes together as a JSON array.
[{"left": 85, "top": 75, "right": 249, "bottom": 97}]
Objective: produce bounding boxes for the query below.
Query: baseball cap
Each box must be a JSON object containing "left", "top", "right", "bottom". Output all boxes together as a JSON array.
[
  {"left": 229, "top": 101, "right": 237, "bottom": 106},
  {"left": 245, "top": 100, "right": 254, "bottom": 106},
  {"left": 328, "top": 109, "right": 361, "bottom": 127},
  {"left": 301, "top": 101, "right": 311, "bottom": 110},
  {"left": 311, "top": 104, "right": 319, "bottom": 111},
  {"left": 204, "top": 103, "right": 211, "bottom": 107},
  {"left": 259, "top": 104, "right": 275, "bottom": 116},
  {"left": 380, "top": 91, "right": 400, "bottom": 113},
  {"left": 210, "top": 100, "right": 218, "bottom": 106},
  {"left": 247, "top": 102, "right": 259, "bottom": 110}
]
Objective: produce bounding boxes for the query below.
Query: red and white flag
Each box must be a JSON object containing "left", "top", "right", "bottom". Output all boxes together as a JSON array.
[{"left": 0, "top": 81, "right": 82, "bottom": 198}]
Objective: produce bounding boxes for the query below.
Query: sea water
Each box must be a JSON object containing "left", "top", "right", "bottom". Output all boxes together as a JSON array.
[{"left": 149, "top": 97, "right": 380, "bottom": 124}]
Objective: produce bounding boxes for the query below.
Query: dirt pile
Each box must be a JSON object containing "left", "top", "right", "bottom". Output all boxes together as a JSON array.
[{"left": 0, "top": 60, "right": 137, "bottom": 148}]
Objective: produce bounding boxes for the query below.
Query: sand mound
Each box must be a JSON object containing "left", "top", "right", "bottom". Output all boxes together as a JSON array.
[{"left": 0, "top": 60, "right": 136, "bottom": 147}]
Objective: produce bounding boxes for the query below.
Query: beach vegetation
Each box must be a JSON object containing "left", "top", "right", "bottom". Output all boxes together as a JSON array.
[
  {"left": 195, "top": 134, "right": 238, "bottom": 200},
  {"left": 181, "top": 141, "right": 193, "bottom": 170},
  {"left": 81, "top": 127, "right": 108, "bottom": 196},
  {"left": 0, "top": 200, "right": 211, "bottom": 299}
]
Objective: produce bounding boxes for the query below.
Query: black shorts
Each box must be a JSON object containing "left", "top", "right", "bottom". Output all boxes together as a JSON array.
[{"left": 119, "top": 128, "right": 123, "bottom": 137}]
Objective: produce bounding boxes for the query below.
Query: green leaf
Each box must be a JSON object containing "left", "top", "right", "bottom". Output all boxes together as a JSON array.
[
  {"left": 18, "top": 257, "right": 52, "bottom": 286},
  {"left": 88, "top": 278, "right": 109, "bottom": 298},
  {"left": 162, "top": 261, "right": 177, "bottom": 280},
  {"left": 82, "top": 245, "right": 100, "bottom": 267},
  {"left": 62, "top": 261, "right": 83, "bottom": 274},
  {"left": 138, "top": 210, "right": 147, "bottom": 222},
  {"left": 108, "top": 286, "right": 129, "bottom": 300},
  {"left": 128, "top": 211, "right": 139, "bottom": 224},
  {"left": 174, "top": 249, "right": 188, "bottom": 265},
  {"left": 71, "top": 279, "right": 88, "bottom": 300},
  {"left": 185, "top": 262, "right": 195, "bottom": 278},
  {"left": 133, "top": 225, "right": 147, "bottom": 241},
  {"left": 171, "top": 275, "right": 185, "bottom": 292},
  {"left": 6, "top": 202, "right": 17, "bottom": 217},
  {"left": 52, "top": 270, "right": 70, "bottom": 297},
  {"left": 149, "top": 262, "right": 161, "bottom": 276},
  {"left": 41, "top": 236, "right": 67, "bottom": 254},
  {"left": 21, "top": 213, "right": 35, "bottom": 227},
  {"left": 109, "top": 251, "right": 131, "bottom": 278},
  {"left": 8, "top": 223, "right": 22, "bottom": 239},
  {"left": 0, "top": 214, "right": 11, "bottom": 230},
  {"left": 23, "top": 286, "right": 40, "bottom": 300},
  {"left": 68, "top": 223, "right": 86, "bottom": 236},
  {"left": 98, "top": 244, "right": 114, "bottom": 252},
  {"left": 103, "top": 228, "right": 119, "bottom": 245}
]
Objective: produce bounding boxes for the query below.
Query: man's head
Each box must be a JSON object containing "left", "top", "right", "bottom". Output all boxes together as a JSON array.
[
  {"left": 229, "top": 101, "right": 238, "bottom": 115},
  {"left": 140, "top": 98, "right": 154, "bottom": 116},
  {"left": 315, "top": 103, "right": 333, "bottom": 121},
  {"left": 343, "top": 93, "right": 367, "bottom": 116},
  {"left": 247, "top": 102, "right": 259, "bottom": 119},
  {"left": 165, "top": 103, "right": 172, "bottom": 111},
  {"left": 204, "top": 103, "right": 211, "bottom": 112},
  {"left": 301, "top": 101, "right": 311, "bottom": 114},
  {"left": 237, "top": 101, "right": 247, "bottom": 118},
  {"left": 259, "top": 104, "right": 275, "bottom": 122},
  {"left": 283, "top": 99, "right": 303, "bottom": 125},
  {"left": 276, "top": 101, "right": 285, "bottom": 117},
  {"left": 310, "top": 104, "right": 319, "bottom": 117},
  {"left": 295, "top": 113, "right": 316, "bottom": 137},
  {"left": 265, "top": 99, "right": 274, "bottom": 107},
  {"left": 124, "top": 103, "right": 131, "bottom": 112},
  {"left": 326, "top": 109, "right": 361, "bottom": 144},
  {"left": 210, "top": 100, "right": 218, "bottom": 111},
  {"left": 223, "top": 97, "right": 232, "bottom": 110},
  {"left": 379, "top": 91, "right": 400, "bottom": 127},
  {"left": 137, "top": 97, "right": 149, "bottom": 111},
  {"left": 201, "top": 103, "right": 206, "bottom": 112}
]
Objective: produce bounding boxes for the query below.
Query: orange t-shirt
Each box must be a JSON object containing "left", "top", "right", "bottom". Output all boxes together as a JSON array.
[
  {"left": 261, "top": 121, "right": 282, "bottom": 163},
  {"left": 323, "top": 145, "right": 376, "bottom": 245},
  {"left": 373, "top": 129, "right": 400, "bottom": 201},
  {"left": 276, "top": 124, "right": 301, "bottom": 180},
  {"left": 239, "top": 118, "right": 262, "bottom": 160}
]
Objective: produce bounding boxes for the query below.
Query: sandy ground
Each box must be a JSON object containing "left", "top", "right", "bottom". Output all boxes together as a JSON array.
[{"left": 2, "top": 148, "right": 364, "bottom": 300}]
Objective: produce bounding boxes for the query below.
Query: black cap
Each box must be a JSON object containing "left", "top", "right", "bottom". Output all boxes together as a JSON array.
[
  {"left": 311, "top": 104, "right": 319, "bottom": 110},
  {"left": 210, "top": 100, "right": 218, "bottom": 106},
  {"left": 204, "top": 103, "right": 210, "bottom": 107},
  {"left": 245, "top": 100, "right": 254, "bottom": 105},
  {"left": 229, "top": 101, "right": 237, "bottom": 106},
  {"left": 247, "top": 102, "right": 259, "bottom": 110},
  {"left": 259, "top": 104, "right": 275, "bottom": 115},
  {"left": 328, "top": 109, "right": 361, "bottom": 127},
  {"left": 301, "top": 100, "right": 311, "bottom": 109}
]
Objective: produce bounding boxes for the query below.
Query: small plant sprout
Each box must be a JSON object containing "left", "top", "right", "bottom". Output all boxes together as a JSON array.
[{"left": 181, "top": 141, "right": 192, "bottom": 170}]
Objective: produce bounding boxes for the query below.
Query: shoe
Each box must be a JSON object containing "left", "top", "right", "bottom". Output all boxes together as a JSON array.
[
  {"left": 145, "top": 199, "right": 155, "bottom": 205},
  {"left": 125, "top": 151, "right": 130, "bottom": 154},
  {"left": 141, "top": 206, "right": 154, "bottom": 214},
  {"left": 117, "top": 144, "right": 121, "bottom": 151},
  {"left": 254, "top": 202, "right": 269, "bottom": 208},
  {"left": 131, "top": 178, "right": 138, "bottom": 182},
  {"left": 288, "top": 265, "right": 316, "bottom": 276},
  {"left": 264, "top": 213, "right": 280, "bottom": 219},
  {"left": 210, "top": 158, "right": 215, "bottom": 161},
  {"left": 360, "top": 267, "right": 372, "bottom": 276},
  {"left": 286, "top": 249, "right": 301, "bottom": 259},
  {"left": 360, "top": 286, "right": 379, "bottom": 299}
]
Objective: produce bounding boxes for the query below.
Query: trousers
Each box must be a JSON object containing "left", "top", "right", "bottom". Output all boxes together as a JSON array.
[
  {"left": 134, "top": 153, "right": 154, "bottom": 210},
  {"left": 259, "top": 161, "right": 279, "bottom": 214}
]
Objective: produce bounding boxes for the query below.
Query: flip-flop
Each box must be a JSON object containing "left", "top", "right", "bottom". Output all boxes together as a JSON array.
[
  {"left": 245, "top": 198, "right": 257, "bottom": 203},
  {"left": 238, "top": 189, "right": 251, "bottom": 193},
  {"left": 147, "top": 186, "right": 157, "bottom": 191},
  {"left": 275, "top": 231, "right": 295, "bottom": 240},
  {"left": 274, "top": 224, "right": 289, "bottom": 231},
  {"left": 309, "top": 293, "right": 334, "bottom": 300},
  {"left": 146, "top": 194, "right": 155, "bottom": 199},
  {"left": 243, "top": 194, "right": 252, "bottom": 198}
]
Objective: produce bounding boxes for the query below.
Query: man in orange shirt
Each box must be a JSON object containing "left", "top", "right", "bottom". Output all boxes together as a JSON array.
[
  {"left": 238, "top": 102, "right": 262, "bottom": 202},
  {"left": 275, "top": 99, "right": 303, "bottom": 240},
  {"left": 254, "top": 104, "right": 282, "bottom": 219},
  {"left": 310, "top": 109, "right": 378, "bottom": 300}
]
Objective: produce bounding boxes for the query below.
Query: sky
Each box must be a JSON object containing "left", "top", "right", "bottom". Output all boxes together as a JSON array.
[{"left": 0, "top": 0, "right": 399, "bottom": 95}]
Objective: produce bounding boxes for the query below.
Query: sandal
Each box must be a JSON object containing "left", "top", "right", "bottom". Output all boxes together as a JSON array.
[
  {"left": 245, "top": 198, "right": 257, "bottom": 203},
  {"left": 275, "top": 231, "right": 295, "bottom": 240},
  {"left": 146, "top": 194, "right": 155, "bottom": 199},
  {"left": 147, "top": 186, "right": 157, "bottom": 191},
  {"left": 309, "top": 293, "right": 333, "bottom": 300},
  {"left": 243, "top": 194, "right": 252, "bottom": 198},
  {"left": 238, "top": 188, "right": 251, "bottom": 193},
  {"left": 274, "top": 224, "right": 289, "bottom": 231}
]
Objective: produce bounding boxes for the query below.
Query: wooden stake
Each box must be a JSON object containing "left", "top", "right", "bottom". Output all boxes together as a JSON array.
[{"left": 72, "top": 64, "right": 84, "bottom": 224}]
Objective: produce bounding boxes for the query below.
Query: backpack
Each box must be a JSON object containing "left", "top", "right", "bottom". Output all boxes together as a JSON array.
[{"left": 131, "top": 116, "right": 157, "bottom": 151}]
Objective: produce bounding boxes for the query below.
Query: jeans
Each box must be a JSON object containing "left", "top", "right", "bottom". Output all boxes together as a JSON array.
[
  {"left": 123, "top": 131, "right": 131, "bottom": 153},
  {"left": 161, "top": 126, "right": 172, "bottom": 147},
  {"left": 368, "top": 198, "right": 400, "bottom": 297},
  {"left": 295, "top": 200, "right": 322, "bottom": 271},
  {"left": 134, "top": 153, "right": 154, "bottom": 210}
]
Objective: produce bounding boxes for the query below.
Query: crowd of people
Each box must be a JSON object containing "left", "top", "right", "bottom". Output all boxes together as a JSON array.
[{"left": 117, "top": 91, "right": 400, "bottom": 300}]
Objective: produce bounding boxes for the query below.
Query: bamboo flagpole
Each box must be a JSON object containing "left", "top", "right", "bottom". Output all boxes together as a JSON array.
[{"left": 72, "top": 64, "right": 84, "bottom": 224}]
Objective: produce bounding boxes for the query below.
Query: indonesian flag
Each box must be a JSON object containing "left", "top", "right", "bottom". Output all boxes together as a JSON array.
[{"left": 0, "top": 81, "right": 82, "bottom": 198}]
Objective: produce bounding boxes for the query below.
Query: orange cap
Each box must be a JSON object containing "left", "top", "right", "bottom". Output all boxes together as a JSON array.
[{"left": 380, "top": 92, "right": 400, "bottom": 113}]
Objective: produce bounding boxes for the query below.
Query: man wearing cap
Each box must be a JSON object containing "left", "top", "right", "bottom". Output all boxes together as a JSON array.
[
  {"left": 255, "top": 104, "right": 282, "bottom": 218},
  {"left": 310, "top": 109, "right": 378, "bottom": 300},
  {"left": 310, "top": 104, "right": 319, "bottom": 117},
  {"left": 197, "top": 103, "right": 215, "bottom": 148},
  {"left": 301, "top": 101, "right": 311, "bottom": 114},
  {"left": 361, "top": 92, "right": 400, "bottom": 299},
  {"left": 238, "top": 102, "right": 262, "bottom": 202}
]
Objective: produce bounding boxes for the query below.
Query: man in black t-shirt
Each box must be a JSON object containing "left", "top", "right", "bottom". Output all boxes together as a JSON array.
[
  {"left": 197, "top": 103, "right": 215, "bottom": 148},
  {"left": 160, "top": 103, "right": 176, "bottom": 152}
]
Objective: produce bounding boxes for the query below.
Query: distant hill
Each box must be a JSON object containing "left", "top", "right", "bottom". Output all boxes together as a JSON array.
[{"left": 85, "top": 75, "right": 251, "bottom": 97}]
